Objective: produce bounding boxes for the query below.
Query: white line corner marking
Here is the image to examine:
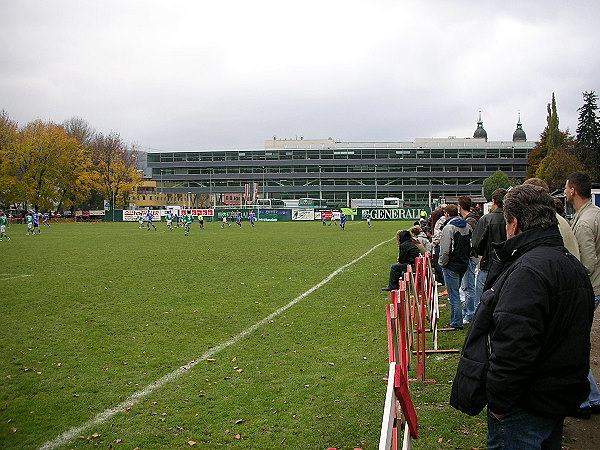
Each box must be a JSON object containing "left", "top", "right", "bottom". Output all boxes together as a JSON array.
[{"left": 39, "top": 238, "right": 392, "bottom": 450}]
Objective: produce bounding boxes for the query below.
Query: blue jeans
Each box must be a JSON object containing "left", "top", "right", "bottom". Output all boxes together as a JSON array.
[
  {"left": 442, "top": 267, "right": 463, "bottom": 328},
  {"left": 487, "top": 408, "right": 564, "bottom": 449},
  {"left": 462, "top": 257, "right": 478, "bottom": 321},
  {"left": 581, "top": 294, "right": 600, "bottom": 409},
  {"left": 475, "top": 268, "right": 488, "bottom": 310}
]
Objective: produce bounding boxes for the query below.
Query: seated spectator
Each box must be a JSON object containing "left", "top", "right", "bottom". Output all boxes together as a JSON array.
[
  {"left": 382, "top": 230, "right": 421, "bottom": 291},
  {"left": 410, "top": 225, "right": 431, "bottom": 254}
]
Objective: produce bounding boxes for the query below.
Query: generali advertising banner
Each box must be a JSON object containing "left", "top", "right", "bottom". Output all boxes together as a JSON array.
[{"left": 359, "top": 208, "right": 423, "bottom": 220}]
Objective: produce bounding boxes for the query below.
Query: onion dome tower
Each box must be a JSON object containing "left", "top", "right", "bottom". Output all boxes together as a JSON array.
[
  {"left": 473, "top": 111, "right": 488, "bottom": 141},
  {"left": 512, "top": 113, "right": 527, "bottom": 142}
]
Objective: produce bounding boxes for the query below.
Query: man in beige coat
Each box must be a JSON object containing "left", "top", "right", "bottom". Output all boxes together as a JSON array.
[{"left": 565, "top": 171, "right": 600, "bottom": 418}]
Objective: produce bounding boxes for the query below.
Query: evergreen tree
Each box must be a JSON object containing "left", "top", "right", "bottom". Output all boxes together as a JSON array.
[
  {"left": 546, "top": 92, "right": 561, "bottom": 154},
  {"left": 528, "top": 93, "right": 565, "bottom": 178},
  {"left": 576, "top": 91, "right": 600, "bottom": 181}
]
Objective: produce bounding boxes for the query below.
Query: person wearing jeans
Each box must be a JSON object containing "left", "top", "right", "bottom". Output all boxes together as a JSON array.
[
  {"left": 451, "top": 184, "right": 594, "bottom": 449},
  {"left": 438, "top": 204, "right": 472, "bottom": 329},
  {"left": 472, "top": 188, "right": 506, "bottom": 311}
]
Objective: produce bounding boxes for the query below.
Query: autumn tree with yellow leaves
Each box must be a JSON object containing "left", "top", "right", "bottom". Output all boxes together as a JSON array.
[{"left": 0, "top": 111, "right": 141, "bottom": 212}]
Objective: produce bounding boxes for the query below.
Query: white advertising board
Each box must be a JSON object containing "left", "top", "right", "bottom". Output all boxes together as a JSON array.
[{"left": 292, "top": 209, "right": 314, "bottom": 221}]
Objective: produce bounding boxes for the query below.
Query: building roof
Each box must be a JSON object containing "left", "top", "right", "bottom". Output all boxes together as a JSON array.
[
  {"left": 512, "top": 113, "right": 527, "bottom": 142},
  {"left": 473, "top": 111, "right": 488, "bottom": 141}
]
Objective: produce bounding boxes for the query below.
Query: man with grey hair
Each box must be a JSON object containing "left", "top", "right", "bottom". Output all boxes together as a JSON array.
[
  {"left": 451, "top": 184, "right": 594, "bottom": 449},
  {"left": 524, "top": 177, "right": 579, "bottom": 259}
]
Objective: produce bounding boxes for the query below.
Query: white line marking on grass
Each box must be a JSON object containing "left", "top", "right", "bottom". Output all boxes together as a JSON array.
[
  {"left": 39, "top": 237, "right": 393, "bottom": 450},
  {"left": 0, "top": 274, "right": 33, "bottom": 281}
]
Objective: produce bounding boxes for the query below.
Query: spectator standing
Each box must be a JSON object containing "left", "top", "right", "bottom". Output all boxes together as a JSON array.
[
  {"left": 431, "top": 205, "right": 447, "bottom": 284},
  {"left": 565, "top": 171, "right": 600, "bottom": 418},
  {"left": 451, "top": 184, "right": 594, "bottom": 449},
  {"left": 472, "top": 189, "right": 507, "bottom": 309},
  {"left": 438, "top": 204, "right": 472, "bottom": 329},
  {"left": 524, "top": 178, "right": 580, "bottom": 259},
  {"left": 458, "top": 196, "right": 480, "bottom": 324}
]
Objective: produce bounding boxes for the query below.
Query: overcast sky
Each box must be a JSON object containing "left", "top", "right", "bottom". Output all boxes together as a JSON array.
[{"left": 1, "top": 0, "right": 599, "bottom": 151}]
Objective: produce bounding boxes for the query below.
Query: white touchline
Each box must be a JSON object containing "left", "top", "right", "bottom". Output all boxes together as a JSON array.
[
  {"left": 39, "top": 238, "right": 393, "bottom": 450},
  {"left": 0, "top": 274, "right": 33, "bottom": 281}
]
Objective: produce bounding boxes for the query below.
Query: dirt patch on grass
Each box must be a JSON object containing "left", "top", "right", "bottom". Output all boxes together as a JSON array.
[{"left": 563, "top": 311, "right": 600, "bottom": 450}]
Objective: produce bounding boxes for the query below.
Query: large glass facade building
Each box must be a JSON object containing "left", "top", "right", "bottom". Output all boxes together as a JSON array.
[{"left": 144, "top": 117, "right": 535, "bottom": 208}]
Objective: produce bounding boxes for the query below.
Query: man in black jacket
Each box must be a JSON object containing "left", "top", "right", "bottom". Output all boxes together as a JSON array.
[
  {"left": 471, "top": 188, "right": 506, "bottom": 307},
  {"left": 450, "top": 184, "right": 594, "bottom": 449}
]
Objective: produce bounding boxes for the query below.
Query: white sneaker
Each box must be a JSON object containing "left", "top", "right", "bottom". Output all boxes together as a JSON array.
[{"left": 463, "top": 318, "right": 471, "bottom": 325}]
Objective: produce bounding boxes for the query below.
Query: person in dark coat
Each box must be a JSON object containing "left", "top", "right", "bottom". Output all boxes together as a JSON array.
[
  {"left": 381, "top": 230, "right": 421, "bottom": 291},
  {"left": 450, "top": 184, "right": 594, "bottom": 449},
  {"left": 471, "top": 188, "right": 507, "bottom": 308}
]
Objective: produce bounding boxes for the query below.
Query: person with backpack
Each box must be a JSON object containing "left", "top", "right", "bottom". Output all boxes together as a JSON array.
[{"left": 438, "top": 204, "right": 472, "bottom": 329}]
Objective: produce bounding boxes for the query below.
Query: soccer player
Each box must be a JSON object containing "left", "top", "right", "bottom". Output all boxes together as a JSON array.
[
  {"left": 221, "top": 213, "right": 230, "bottom": 228},
  {"left": 42, "top": 212, "right": 50, "bottom": 227},
  {"left": 249, "top": 210, "right": 256, "bottom": 227},
  {"left": 32, "top": 211, "right": 41, "bottom": 234},
  {"left": 165, "top": 211, "right": 173, "bottom": 230},
  {"left": 138, "top": 215, "right": 145, "bottom": 229},
  {"left": 184, "top": 212, "right": 194, "bottom": 236},
  {"left": 198, "top": 213, "right": 204, "bottom": 229},
  {"left": 146, "top": 211, "right": 157, "bottom": 231},
  {"left": 26, "top": 212, "right": 34, "bottom": 235},
  {"left": 0, "top": 211, "right": 10, "bottom": 241},
  {"left": 339, "top": 212, "right": 346, "bottom": 230},
  {"left": 367, "top": 216, "right": 372, "bottom": 228},
  {"left": 236, "top": 210, "right": 242, "bottom": 227},
  {"left": 321, "top": 212, "right": 327, "bottom": 226}
]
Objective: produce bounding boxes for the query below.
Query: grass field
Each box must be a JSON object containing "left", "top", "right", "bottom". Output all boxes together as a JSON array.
[{"left": 0, "top": 219, "right": 486, "bottom": 449}]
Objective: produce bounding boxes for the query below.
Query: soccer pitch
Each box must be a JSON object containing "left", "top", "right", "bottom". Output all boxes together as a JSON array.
[{"left": 0, "top": 220, "right": 485, "bottom": 449}]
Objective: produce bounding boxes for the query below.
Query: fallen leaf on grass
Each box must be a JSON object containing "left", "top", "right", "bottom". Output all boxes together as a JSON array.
[
  {"left": 187, "top": 441, "right": 196, "bottom": 446},
  {"left": 234, "top": 434, "right": 241, "bottom": 439},
  {"left": 235, "top": 419, "right": 244, "bottom": 424}
]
